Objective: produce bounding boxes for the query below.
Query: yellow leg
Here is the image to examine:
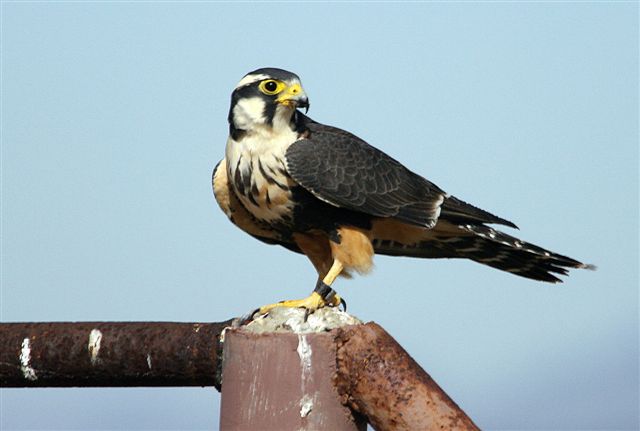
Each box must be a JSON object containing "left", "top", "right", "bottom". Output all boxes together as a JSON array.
[
  {"left": 257, "top": 259, "right": 345, "bottom": 315},
  {"left": 320, "top": 259, "right": 344, "bottom": 307},
  {"left": 323, "top": 259, "right": 344, "bottom": 286}
]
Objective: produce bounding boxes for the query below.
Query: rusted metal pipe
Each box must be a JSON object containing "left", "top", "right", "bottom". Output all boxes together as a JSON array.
[
  {"left": 0, "top": 321, "right": 231, "bottom": 388},
  {"left": 220, "top": 328, "right": 366, "bottom": 431},
  {"left": 335, "top": 323, "right": 480, "bottom": 431}
]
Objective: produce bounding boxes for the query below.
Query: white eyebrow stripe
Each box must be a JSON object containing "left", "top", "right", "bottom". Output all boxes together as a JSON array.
[{"left": 235, "top": 73, "right": 269, "bottom": 89}]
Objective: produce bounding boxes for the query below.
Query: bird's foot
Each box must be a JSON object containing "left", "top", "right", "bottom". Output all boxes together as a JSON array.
[
  {"left": 239, "top": 281, "right": 346, "bottom": 325},
  {"left": 258, "top": 281, "right": 345, "bottom": 315}
]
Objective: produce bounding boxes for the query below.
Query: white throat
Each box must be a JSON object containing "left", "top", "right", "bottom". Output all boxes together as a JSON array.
[
  {"left": 225, "top": 104, "right": 300, "bottom": 222},
  {"left": 231, "top": 99, "right": 296, "bottom": 138}
]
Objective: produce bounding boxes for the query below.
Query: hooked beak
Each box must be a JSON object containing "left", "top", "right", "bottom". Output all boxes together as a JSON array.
[{"left": 277, "top": 83, "right": 309, "bottom": 113}]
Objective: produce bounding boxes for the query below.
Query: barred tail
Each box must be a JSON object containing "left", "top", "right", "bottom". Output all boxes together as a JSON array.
[{"left": 373, "top": 224, "right": 593, "bottom": 283}]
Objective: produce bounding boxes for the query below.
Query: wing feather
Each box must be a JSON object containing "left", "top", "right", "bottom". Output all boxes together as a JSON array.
[
  {"left": 287, "top": 116, "right": 517, "bottom": 229},
  {"left": 285, "top": 122, "right": 446, "bottom": 228}
]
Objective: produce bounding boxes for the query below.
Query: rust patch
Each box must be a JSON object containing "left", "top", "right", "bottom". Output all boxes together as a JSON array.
[{"left": 334, "top": 323, "right": 480, "bottom": 431}]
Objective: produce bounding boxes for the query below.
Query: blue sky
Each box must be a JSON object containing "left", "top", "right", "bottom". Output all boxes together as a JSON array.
[{"left": 1, "top": 2, "right": 638, "bottom": 430}]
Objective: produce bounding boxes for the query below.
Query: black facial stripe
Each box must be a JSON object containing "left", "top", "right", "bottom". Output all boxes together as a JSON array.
[
  {"left": 228, "top": 84, "right": 271, "bottom": 128},
  {"left": 263, "top": 101, "right": 277, "bottom": 126}
]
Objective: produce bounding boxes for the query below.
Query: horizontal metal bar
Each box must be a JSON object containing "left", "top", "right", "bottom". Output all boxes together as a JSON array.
[{"left": 0, "top": 321, "right": 231, "bottom": 389}]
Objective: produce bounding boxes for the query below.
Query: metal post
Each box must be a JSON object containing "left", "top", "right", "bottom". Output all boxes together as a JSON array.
[
  {"left": 218, "top": 307, "right": 478, "bottom": 431},
  {"left": 220, "top": 328, "right": 366, "bottom": 431}
]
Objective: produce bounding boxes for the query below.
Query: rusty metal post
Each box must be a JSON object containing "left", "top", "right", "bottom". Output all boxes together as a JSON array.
[
  {"left": 218, "top": 307, "right": 478, "bottom": 431},
  {"left": 219, "top": 309, "right": 366, "bottom": 431},
  {"left": 335, "top": 323, "right": 480, "bottom": 431},
  {"left": 0, "top": 321, "right": 231, "bottom": 388}
]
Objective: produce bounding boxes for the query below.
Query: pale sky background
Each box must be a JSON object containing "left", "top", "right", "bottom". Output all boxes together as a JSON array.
[{"left": 1, "top": 2, "right": 638, "bottom": 430}]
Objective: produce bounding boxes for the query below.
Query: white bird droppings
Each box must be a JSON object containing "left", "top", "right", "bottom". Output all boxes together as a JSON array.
[
  {"left": 297, "top": 335, "right": 312, "bottom": 375},
  {"left": 146, "top": 353, "right": 152, "bottom": 370},
  {"left": 297, "top": 335, "right": 314, "bottom": 420},
  {"left": 20, "top": 338, "right": 37, "bottom": 381},
  {"left": 88, "top": 329, "right": 102, "bottom": 365},
  {"left": 300, "top": 394, "right": 313, "bottom": 418}
]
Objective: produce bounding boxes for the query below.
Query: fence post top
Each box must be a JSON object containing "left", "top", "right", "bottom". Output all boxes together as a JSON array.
[{"left": 227, "top": 306, "right": 363, "bottom": 337}]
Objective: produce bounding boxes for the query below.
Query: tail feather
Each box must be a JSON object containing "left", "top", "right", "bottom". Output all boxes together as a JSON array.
[
  {"left": 441, "top": 195, "right": 519, "bottom": 229},
  {"left": 372, "top": 223, "right": 592, "bottom": 283}
]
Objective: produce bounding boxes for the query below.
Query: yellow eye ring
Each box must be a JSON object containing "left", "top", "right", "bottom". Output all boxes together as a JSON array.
[{"left": 259, "top": 79, "right": 285, "bottom": 95}]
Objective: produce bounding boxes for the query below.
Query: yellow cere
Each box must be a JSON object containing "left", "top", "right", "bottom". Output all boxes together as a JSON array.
[{"left": 275, "top": 83, "right": 303, "bottom": 107}]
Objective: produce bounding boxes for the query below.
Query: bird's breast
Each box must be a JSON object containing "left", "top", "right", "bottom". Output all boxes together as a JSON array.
[{"left": 225, "top": 134, "right": 298, "bottom": 225}]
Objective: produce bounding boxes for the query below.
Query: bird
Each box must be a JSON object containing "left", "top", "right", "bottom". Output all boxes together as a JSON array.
[{"left": 212, "top": 67, "right": 592, "bottom": 315}]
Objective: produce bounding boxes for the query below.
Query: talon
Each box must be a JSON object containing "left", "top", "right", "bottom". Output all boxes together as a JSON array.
[
  {"left": 250, "top": 259, "right": 348, "bottom": 319},
  {"left": 238, "top": 308, "right": 261, "bottom": 325},
  {"left": 257, "top": 291, "right": 327, "bottom": 315},
  {"left": 339, "top": 297, "right": 347, "bottom": 312}
]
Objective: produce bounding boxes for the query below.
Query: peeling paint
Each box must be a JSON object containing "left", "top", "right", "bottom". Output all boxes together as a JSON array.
[
  {"left": 88, "top": 329, "right": 102, "bottom": 365},
  {"left": 20, "top": 338, "right": 38, "bottom": 380}
]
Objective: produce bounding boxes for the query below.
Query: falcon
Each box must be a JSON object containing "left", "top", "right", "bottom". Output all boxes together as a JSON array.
[{"left": 212, "top": 68, "right": 592, "bottom": 314}]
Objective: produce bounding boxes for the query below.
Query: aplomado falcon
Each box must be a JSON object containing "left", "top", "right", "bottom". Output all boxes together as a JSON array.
[{"left": 212, "top": 68, "right": 592, "bottom": 315}]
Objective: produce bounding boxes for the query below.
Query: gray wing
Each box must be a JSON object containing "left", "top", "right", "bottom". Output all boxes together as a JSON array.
[
  {"left": 286, "top": 120, "right": 516, "bottom": 228},
  {"left": 286, "top": 122, "right": 447, "bottom": 228}
]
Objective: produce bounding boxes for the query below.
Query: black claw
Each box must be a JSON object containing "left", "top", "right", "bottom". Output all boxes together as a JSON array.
[
  {"left": 237, "top": 308, "right": 261, "bottom": 326},
  {"left": 340, "top": 298, "right": 347, "bottom": 312}
]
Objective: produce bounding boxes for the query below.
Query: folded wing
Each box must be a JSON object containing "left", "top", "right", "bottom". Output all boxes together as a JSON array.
[{"left": 286, "top": 120, "right": 516, "bottom": 229}]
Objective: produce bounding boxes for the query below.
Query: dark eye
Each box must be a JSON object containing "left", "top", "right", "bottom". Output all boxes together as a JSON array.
[{"left": 259, "top": 79, "right": 283, "bottom": 95}]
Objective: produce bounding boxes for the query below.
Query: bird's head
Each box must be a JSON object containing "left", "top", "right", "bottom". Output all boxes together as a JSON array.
[{"left": 228, "top": 68, "right": 309, "bottom": 135}]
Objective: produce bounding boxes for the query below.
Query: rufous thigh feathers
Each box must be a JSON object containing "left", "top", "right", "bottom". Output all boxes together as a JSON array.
[
  {"left": 293, "top": 226, "right": 374, "bottom": 279},
  {"left": 329, "top": 226, "right": 374, "bottom": 275}
]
